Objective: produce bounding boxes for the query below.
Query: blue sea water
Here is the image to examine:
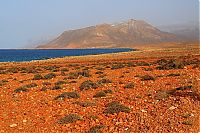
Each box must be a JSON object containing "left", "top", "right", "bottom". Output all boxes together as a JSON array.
[{"left": 0, "top": 48, "right": 134, "bottom": 62}]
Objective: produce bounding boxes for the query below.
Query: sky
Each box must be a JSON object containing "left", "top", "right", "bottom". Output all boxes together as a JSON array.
[{"left": 0, "top": 0, "right": 199, "bottom": 48}]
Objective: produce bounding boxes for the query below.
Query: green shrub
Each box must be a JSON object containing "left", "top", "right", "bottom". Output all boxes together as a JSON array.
[
  {"left": 44, "top": 73, "right": 56, "bottom": 79},
  {"left": 57, "top": 114, "right": 82, "bottom": 124},
  {"left": 80, "top": 80, "right": 98, "bottom": 91},
  {"left": 54, "top": 92, "right": 80, "bottom": 100},
  {"left": 33, "top": 74, "right": 43, "bottom": 80},
  {"left": 104, "top": 101, "right": 131, "bottom": 114}
]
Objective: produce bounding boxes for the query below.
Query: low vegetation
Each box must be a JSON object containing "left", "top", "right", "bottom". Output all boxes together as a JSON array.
[
  {"left": 54, "top": 92, "right": 80, "bottom": 100},
  {"left": 51, "top": 85, "right": 62, "bottom": 90},
  {"left": 93, "top": 91, "right": 107, "bottom": 98},
  {"left": 57, "top": 114, "right": 82, "bottom": 124},
  {"left": 140, "top": 75, "right": 155, "bottom": 81},
  {"left": 33, "top": 74, "right": 43, "bottom": 80},
  {"left": 87, "top": 125, "right": 105, "bottom": 133},
  {"left": 14, "top": 83, "right": 37, "bottom": 93},
  {"left": 74, "top": 101, "right": 96, "bottom": 107},
  {"left": 44, "top": 73, "right": 56, "bottom": 79},
  {"left": 80, "top": 80, "right": 98, "bottom": 91},
  {"left": 104, "top": 101, "right": 131, "bottom": 114},
  {"left": 156, "top": 59, "right": 184, "bottom": 70},
  {"left": 124, "top": 82, "right": 135, "bottom": 89}
]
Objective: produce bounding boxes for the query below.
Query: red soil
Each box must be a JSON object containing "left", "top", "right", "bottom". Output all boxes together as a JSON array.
[{"left": 0, "top": 47, "right": 199, "bottom": 132}]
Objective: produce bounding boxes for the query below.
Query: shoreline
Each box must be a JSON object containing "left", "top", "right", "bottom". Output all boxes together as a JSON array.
[{"left": 0, "top": 45, "right": 199, "bottom": 65}]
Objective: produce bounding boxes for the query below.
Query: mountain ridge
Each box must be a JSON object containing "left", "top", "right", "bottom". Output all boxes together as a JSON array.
[{"left": 37, "top": 19, "right": 178, "bottom": 49}]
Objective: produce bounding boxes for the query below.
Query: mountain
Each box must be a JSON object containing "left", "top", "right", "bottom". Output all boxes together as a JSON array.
[
  {"left": 37, "top": 19, "right": 178, "bottom": 48},
  {"left": 159, "top": 21, "right": 199, "bottom": 42}
]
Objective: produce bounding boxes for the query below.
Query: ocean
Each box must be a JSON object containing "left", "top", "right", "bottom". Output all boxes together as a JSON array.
[{"left": 0, "top": 48, "right": 134, "bottom": 62}]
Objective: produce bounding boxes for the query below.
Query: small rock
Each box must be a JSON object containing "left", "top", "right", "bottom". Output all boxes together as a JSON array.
[
  {"left": 141, "top": 109, "right": 147, "bottom": 113},
  {"left": 10, "top": 124, "right": 17, "bottom": 128},
  {"left": 169, "top": 106, "right": 177, "bottom": 110},
  {"left": 191, "top": 113, "right": 194, "bottom": 117},
  {"left": 23, "top": 120, "right": 27, "bottom": 123}
]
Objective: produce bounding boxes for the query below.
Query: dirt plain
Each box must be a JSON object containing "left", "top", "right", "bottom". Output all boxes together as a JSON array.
[{"left": 0, "top": 44, "right": 200, "bottom": 133}]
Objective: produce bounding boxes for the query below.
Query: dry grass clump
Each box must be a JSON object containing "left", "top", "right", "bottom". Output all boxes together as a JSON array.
[
  {"left": 166, "top": 73, "right": 180, "bottom": 77},
  {"left": 67, "top": 70, "right": 90, "bottom": 79},
  {"left": 7, "top": 67, "right": 19, "bottom": 73},
  {"left": 40, "top": 86, "right": 51, "bottom": 91},
  {"left": 141, "top": 75, "right": 155, "bottom": 81},
  {"left": 154, "top": 90, "right": 171, "bottom": 100},
  {"left": 55, "top": 80, "right": 68, "bottom": 86},
  {"left": 42, "top": 82, "right": 51, "bottom": 86},
  {"left": 97, "top": 78, "right": 112, "bottom": 85},
  {"left": 74, "top": 101, "right": 96, "bottom": 107},
  {"left": 95, "top": 71, "right": 104, "bottom": 75},
  {"left": 51, "top": 85, "right": 62, "bottom": 90},
  {"left": 111, "top": 63, "right": 125, "bottom": 70},
  {"left": 156, "top": 59, "right": 184, "bottom": 70},
  {"left": 93, "top": 91, "right": 107, "bottom": 98},
  {"left": 57, "top": 114, "right": 82, "bottom": 124},
  {"left": 80, "top": 80, "right": 98, "bottom": 91},
  {"left": 60, "top": 68, "right": 69, "bottom": 72},
  {"left": 135, "top": 61, "right": 150, "bottom": 66},
  {"left": 87, "top": 125, "right": 105, "bottom": 133},
  {"left": 124, "top": 82, "right": 135, "bottom": 89},
  {"left": 104, "top": 101, "right": 131, "bottom": 114},
  {"left": 14, "top": 83, "right": 37, "bottom": 93},
  {"left": 33, "top": 74, "right": 43, "bottom": 80},
  {"left": 44, "top": 73, "right": 56, "bottom": 79},
  {"left": 0, "top": 79, "right": 8, "bottom": 86},
  {"left": 54, "top": 92, "right": 80, "bottom": 100}
]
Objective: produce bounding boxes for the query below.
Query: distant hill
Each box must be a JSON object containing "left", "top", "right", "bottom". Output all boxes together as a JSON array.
[
  {"left": 37, "top": 19, "right": 178, "bottom": 49},
  {"left": 159, "top": 21, "right": 199, "bottom": 42}
]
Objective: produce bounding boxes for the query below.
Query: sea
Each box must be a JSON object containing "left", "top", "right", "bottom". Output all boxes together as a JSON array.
[{"left": 0, "top": 48, "right": 134, "bottom": 62}]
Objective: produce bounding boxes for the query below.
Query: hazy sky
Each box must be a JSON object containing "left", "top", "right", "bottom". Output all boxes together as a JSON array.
[{"left": 0, "top": 0, "right": 199, "bottom": 48}]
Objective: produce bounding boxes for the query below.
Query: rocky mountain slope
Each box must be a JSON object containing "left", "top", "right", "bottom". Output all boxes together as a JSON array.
[{"left": 37, "top": 19, "right": 177, "bottom": 48}]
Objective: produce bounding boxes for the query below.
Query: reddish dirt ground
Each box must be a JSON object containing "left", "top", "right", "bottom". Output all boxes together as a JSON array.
[{"left": 0, "top": 46, "right": 200, "bottom": 132}]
